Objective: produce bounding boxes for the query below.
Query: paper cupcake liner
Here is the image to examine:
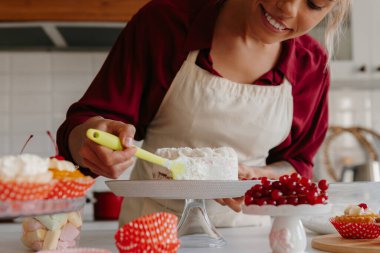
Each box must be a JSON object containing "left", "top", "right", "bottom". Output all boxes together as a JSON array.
[
  {"left": 46, "top": 177, "right": 95, "bottom": 199},
  {"left": 37, "top": 247, "right": 112, "bottom": 253},
  {"left": 115, "top": 242, "right": 180, "bottom": 253},
  {"left": 330, "top": 218, "right": 380, "bottom": 239},
  {"left": 0, "top": 181, "right": 54, "bottom": 201},
  {"left": 115, "top": 212, "right": 180, "bottom": 253}
]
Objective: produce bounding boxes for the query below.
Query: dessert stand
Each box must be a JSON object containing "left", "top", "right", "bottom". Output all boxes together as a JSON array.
[
  {"left": 242, "top": 204, "right": 332, "bottom": 253},
  {"left": 0, "top": 197, "right": 86, "bottom": 219},
  {"left": 106, "top": 179, "right": 258, "bottom": 248}
]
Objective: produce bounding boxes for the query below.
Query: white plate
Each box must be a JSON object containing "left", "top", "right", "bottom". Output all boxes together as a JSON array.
[
  {"left": 106, "top": 180, "right": 259, "bottom": 199},
  {"left": 242, "top": 204, "right": 332, "bottom": 216}
]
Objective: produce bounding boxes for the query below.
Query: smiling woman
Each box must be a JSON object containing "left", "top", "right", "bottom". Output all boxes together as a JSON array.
[{"left": 56, "top": 0, "right": 352, "bottom": 228}]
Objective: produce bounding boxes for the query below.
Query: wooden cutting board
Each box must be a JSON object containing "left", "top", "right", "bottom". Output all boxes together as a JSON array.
[{"left": 312, "top": 234, "right": 380, "bottom": 253}]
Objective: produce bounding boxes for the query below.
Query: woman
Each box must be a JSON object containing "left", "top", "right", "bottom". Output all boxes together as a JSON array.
[{"left": 57, "top": 0, "right": 351, "bottom": 226}]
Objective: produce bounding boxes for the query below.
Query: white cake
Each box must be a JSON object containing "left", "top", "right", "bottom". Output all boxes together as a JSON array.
[{"left": 155, "top": 147, "right": 238, "bottom": 180}]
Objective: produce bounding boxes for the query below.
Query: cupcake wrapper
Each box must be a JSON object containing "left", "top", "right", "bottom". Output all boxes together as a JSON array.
[
  {"left": 115, "top": 212, "right": 180, "bottom": 253},
  {"left": 116, "top": 242, "right": 180, "bottom": 253},
  {"left": 46, "top": 177, "right": 95, "bottom": 199},
  {"left": 0, "top": 181, "right": 54, "bottom": 201},
  {"left": 330, "top": 218, "right": 380, "bottom": 239}
]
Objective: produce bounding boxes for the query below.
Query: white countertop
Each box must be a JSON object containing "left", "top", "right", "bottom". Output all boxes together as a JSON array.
[{"left": 0, "top": 221, "right": 327, "bottom": 253}]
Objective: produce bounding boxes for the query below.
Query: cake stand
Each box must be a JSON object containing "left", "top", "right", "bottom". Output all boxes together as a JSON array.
[
  {"left": 0, "top": 197, "right": 86, "bottom": 219},
  {"left": 242, "top": 204, "right": 332, "bottom": 253},
  {"left": 106, "top": 179, "right": 258, "bottom": 248}
]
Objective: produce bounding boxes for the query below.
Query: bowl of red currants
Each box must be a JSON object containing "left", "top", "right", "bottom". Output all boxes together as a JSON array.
[{"left": 244, "top": 173, "right": 329, "bottom": 207}]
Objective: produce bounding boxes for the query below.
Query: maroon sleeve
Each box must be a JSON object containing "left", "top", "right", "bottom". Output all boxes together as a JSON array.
[
  {"left": 56, "top": 1, "right": 194, "bottom": 172},
  {"left": 266, "top": 64, "right": 330, "bottom": 179},
  {"left": 56, "top": 6, "right": 162, "bottom": 167}
]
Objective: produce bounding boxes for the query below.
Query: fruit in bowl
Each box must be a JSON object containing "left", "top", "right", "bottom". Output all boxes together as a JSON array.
[
  {"left": 244, "top": 173, "right": 329, "bottom": 206},
  {"left": 330, "top": 203, "right": 380, "bottom": 239},
  {"left": 45, "top": 131, "right": 95, "bottom": 199}
]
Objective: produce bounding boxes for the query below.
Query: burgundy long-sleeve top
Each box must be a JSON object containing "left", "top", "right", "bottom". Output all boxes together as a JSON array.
[{"left": 57, "top": 0, "right": 329, "bottom": 179}]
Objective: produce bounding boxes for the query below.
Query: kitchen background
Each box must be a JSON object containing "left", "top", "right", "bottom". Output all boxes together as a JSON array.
[{"left": 1, "top": 0, "right": 380, "bottom": 219}]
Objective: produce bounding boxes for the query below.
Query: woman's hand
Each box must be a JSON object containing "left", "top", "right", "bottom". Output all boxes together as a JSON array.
[
  {"left": 215, "top": 196, "right": 244, "bottom": 212},
  {"left": 238, "top": 162, "right": 296, "bottom": 180},
  {"left": 69, "top": 116, "right": 137, "bottom": 179}
]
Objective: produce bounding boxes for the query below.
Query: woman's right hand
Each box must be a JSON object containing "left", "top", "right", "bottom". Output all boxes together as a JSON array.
[{"left": 69, "top": 116, "right": 137, "bottom": 179}]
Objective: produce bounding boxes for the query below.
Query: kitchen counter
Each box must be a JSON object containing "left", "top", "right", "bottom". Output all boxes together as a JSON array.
[{"left": 0, "top": 221, "right": 326, "bottom": 253}]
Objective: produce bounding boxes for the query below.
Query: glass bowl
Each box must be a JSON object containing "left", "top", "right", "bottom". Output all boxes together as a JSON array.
[{"left": 21, "top": 207, "right": 83, "bottom": 251}]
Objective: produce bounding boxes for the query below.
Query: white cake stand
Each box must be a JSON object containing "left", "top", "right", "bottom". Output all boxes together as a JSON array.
[
  {"left": 106, "top": 179, "right": 258, "bottom": 248},
  {"left": 242, "top": 204, "right": 332, "bottom": 253}
]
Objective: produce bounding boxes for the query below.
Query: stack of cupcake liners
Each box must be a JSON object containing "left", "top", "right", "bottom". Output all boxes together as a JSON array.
[{"left": 115, "top": 212, "right": 180, "bottom": 253}]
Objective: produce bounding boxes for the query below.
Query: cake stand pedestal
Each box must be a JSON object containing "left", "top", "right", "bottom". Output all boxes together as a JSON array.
[
  {"left": 106, "top": 179, "right": 257, "bottom": 248},
  {"left": 242, "top": 204, "right": 332, "bottom": 253},
  {"left": 177, "top": 198, "right": 226, "bottom": 247}
]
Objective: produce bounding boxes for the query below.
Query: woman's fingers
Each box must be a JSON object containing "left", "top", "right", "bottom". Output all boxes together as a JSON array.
[
  {"left": 215, "top": 196, "right": 244, "bottom": 212},
  {"left": 80, "top": 138, "right": 136, "bottom": 178}
]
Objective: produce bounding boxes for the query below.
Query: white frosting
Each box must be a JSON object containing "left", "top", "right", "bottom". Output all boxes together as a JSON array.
[
  {"left": 344, "top": 204, "right": 376, "bottom": 216},
  {"left": 155, "top": 147, "right": 238, "bottom": 180},
  {"left": 49, "top": 158, "right": 76, "bottom": 172},
  {"left": 0, "top": 154, "right": 50, "bottom": 180}
]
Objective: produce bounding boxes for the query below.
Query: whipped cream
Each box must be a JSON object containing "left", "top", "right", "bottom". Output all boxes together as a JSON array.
[
  {"left": 155, "top": 147, "right": 238, "bottom": 180},
  {"left": 344, "top": 204, "right": 376, "bottom": 216},
  {"left": 49, "top": 158, "right": 76, "bottom": 172},
  {"left": 0, "top": 154, "right": 50, "bottom": 181}
]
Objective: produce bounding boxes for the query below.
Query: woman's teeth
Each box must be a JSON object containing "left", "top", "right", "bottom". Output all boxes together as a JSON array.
[{"left": 265, "top": 12, "right": 286, "bottom": 31}]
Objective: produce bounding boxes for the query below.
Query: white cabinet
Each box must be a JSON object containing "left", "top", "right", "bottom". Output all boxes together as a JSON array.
[{"left": 309, "top": 0, "right": 380, "bottom": 86}]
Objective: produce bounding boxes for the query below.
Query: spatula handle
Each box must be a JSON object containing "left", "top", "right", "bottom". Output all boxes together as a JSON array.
[{"left": 86, "top": 128, "right": 168, "bottom": 167}]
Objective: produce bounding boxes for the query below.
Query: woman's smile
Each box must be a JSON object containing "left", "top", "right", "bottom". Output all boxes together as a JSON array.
[{"left": 259, "top": 4, "right": 291, "bottom": 33}]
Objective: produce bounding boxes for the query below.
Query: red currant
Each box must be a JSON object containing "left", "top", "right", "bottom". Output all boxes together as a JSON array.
[
  {"left": 318, "top": 179, "right": 329, "bottom": 191},
  {"left": 358, "top": 203, "right": 368, "bottom": 209},
  {"left": 271, "top": 189, "right": 283, "bottom": 201}
]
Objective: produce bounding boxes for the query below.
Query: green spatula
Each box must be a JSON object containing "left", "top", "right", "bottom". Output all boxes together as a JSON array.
[{"left": 86, "top": 128, "right": 186, "bottom": 179}]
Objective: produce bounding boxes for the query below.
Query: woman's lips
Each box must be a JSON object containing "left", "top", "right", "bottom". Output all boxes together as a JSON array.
[{"left": 259, "top": 4, "right": 291, "bottom": 33}]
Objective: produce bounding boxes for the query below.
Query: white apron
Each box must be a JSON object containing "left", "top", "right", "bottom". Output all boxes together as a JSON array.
[{"left": 119, "top": 50, "right": 293, "bottom": 227}]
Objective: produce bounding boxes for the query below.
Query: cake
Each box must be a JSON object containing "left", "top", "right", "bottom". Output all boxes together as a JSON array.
[
  {"left": 330, "top": 203, "right": 380, "bottom": 239},
  {"left": 334, "top": 203, "right": 378, "bottom": 223},
  {"left": 155, "top": 147, "right": 238, "bottom": 180},
  {"left": 0, "top": 154, "right": 54, "bottom": 201},
  {"left": 21, "top": 210, "right": 82, "bottom": 251}
]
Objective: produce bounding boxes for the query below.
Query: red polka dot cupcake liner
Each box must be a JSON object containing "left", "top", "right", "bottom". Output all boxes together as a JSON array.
[
  {"left": 115, "top": 212, "right": 180, "bottom": 253},
  {"left": 46, "top": 177, "right": 95, "bottom": 199},
  {"left": 0, "top": 181, "right": 54, "bottom": 201},
  {"left": 330, "top": 218, "right": 380, "bottom": 239}
]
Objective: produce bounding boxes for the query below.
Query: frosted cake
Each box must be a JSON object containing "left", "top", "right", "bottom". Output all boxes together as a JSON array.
[{"left": 155, "top": 147, "right": 238, "bottom": 180}]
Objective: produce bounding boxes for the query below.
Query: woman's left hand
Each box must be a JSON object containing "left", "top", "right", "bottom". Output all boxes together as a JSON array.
[{"left": 215, "top": 196, "right": 244, "bottom": 212}]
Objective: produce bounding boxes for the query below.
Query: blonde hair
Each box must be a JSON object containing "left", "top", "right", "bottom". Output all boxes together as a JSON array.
[{"left": 324, "top": 0, "right": 352, "bottom": 63}]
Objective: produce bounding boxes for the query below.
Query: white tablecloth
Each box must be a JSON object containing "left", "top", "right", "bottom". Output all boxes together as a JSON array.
[{"left": 0, "top": 221, "right": 326, "bottom": 253}]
